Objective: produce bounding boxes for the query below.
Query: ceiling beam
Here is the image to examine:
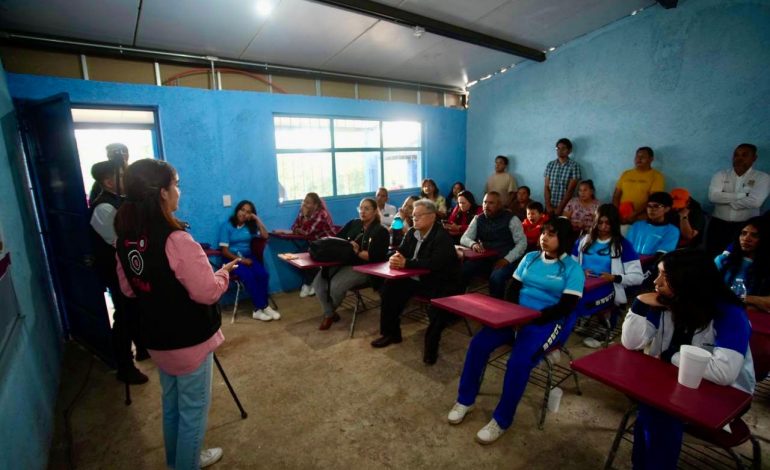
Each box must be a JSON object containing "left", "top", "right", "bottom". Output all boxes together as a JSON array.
[{"left": 309, "top": 0, "right": 545, "bottom": 62}]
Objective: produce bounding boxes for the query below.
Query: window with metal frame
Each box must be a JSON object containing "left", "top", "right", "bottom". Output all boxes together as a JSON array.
[{"left": 274, "top": 115, "right": 422, "bottom": 203}]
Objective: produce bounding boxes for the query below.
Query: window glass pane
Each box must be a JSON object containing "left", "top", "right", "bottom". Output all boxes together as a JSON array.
[
  {"left": 333, "top": 119, "right": 380, "bottom": 148},
  {"left": 382, "top": 121, "right": 421, "bottom": 148},
  {"left": 383, "top": 150, "right": 421, "bottom": 190},
  {"left": 74, "top": 129, "right": 156, "bottom": 197},
  {"left": 274, "top": 116, "right": 331, "bottom": 149},
  {"left": 276, "top": 152, "right": 333, "bottom": 202},
  {"left": 334, "top": 151, "right": 381, "bottom": 196},
  {"left": 72, "top": 108, "right": 155, "bottom": 124}
]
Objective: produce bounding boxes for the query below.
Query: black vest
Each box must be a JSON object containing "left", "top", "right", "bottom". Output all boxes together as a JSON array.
[
  {"left": 116, "top": 226, "right": 221, "bottom": 350},
  {"left": 477, "top": 211, "right": 515, "bottom": 255},
  {"left": 89, "top": 191, "right": 122, "bottom": 283}
]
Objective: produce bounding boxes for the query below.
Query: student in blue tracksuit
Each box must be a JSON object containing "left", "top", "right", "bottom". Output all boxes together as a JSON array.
[
  {"left": 218, "top": 200, "right": 281, "bottom": 321},
  {"left": 622, "top": 249, "right": 755, "bottom": 470},
  {"left": 625, "top": 191, "right": 680, "bottom": 256},
  {"left": 447, "top": 217, "right": 585, "bottom": 444},
  {"left": 572, "top": 204, "right": 643, "bottom": 346}
]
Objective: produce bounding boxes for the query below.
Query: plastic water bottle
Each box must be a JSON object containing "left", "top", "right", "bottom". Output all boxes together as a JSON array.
[
  {"left": 391, "top": 215, "right": 403, "bottom": 231},
  {"left": 731, "top": 278, "right": 747, "bottom": 301}
]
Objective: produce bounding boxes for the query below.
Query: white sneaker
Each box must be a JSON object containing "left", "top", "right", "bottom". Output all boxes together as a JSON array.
[
  {"left": 299, "top": 284, "right": 311, "bottom": 298},
  {"left": 199, "top": 447, "right": 223, "bottom": 468},
  {"left": 583, "top": 337, "right": 602, "bottom": 348},
  {"left": 252, "top": 309, "right": 272, "bottom": 321},
  {"left": 476, "top": 419, "right": 506, "bottom": 444},
  {"left": 447, "top": 402, "right": 474, "bottom": 424},
  {"left": 307, "top": 286, "right": 315, "bottom": 297},
  {"left": 264, "top": 306, "right": 281, "bottom": 320}
]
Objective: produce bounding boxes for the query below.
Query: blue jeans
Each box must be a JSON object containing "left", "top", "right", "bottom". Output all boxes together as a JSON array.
[
  {"left": 158, "top": 353, "right": 213, "bottom": 470},
  {"left": 457, "top": 314, "right": 576, "bottom": 429},
  {"left": 234, "top": 256, "right": 269, "bottom": 309}
]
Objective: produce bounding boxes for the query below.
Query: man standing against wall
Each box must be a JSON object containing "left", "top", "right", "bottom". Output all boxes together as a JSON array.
[
  {"left": 612, "top": 147, "right": 665, "bottom": 224},
  {"left": 707, "top": 143, "right": 770, "bottom": 256},
  {"left": 484, "top": 155, "right": 517, "bottom": 207},
  {"left": 544, "top": 138, "right": 581, "bottom": 216}
]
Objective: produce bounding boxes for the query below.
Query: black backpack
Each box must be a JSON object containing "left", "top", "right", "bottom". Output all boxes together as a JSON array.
[{"left": 309, "top": 237, "right": 356, "bottom": 264}]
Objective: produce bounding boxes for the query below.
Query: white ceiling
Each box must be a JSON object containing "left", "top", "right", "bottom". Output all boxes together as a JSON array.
[{"left": 0, "top": 0, "right": 656, "bottom": 90}]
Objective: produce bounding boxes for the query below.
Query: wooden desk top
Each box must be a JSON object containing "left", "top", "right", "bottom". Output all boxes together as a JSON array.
[
  {"left": 278, "top": 252, "right": 340, "bottom": 269},
  {"left": 270, "top": 231, "right": 310, "bottom": 241},
  {"left": 571, "top": 345, "right": 752, "bottom": 430},
  {"left": 352, "top": 262, "right": 429, "bottom": 279},
  {"left": 459, "top": 247, "right": 500, "bottom": 261},
  {"left": 431, "top": 293, "right": 541, "bottom": 328}
]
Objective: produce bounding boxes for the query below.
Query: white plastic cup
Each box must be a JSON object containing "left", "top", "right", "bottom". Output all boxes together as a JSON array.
[
  {"left": 677, "top": 345, "right": 712, "bottom": 389},
  {"left": 547, "top": 387, "right": 563, "bottom": 413}
]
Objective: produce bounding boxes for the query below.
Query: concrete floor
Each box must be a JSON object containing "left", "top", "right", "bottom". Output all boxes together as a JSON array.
[{"left": 47, "top": 290, "right": 770, "bottom": 469}]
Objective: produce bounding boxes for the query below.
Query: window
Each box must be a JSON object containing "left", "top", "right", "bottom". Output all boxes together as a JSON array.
[
  {"left": 71, "top": 107, "right": 160, "bottom": 198},
  {"left": 274, "top": 116, "right": 422, "bottom": 202}
]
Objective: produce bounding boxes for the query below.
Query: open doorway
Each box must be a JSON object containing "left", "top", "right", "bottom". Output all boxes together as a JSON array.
[{"left": 71, "top": 106, "right": 161, "bottom": 200}]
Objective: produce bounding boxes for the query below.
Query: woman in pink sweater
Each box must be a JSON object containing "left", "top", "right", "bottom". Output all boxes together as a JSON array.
[{"left": 115, "top": 159, "right": 237, "bottom": 469}]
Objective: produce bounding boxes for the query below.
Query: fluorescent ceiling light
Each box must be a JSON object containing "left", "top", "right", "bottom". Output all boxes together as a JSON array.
[{"left": 256, "top": 0, "right": 273, "bottom": 16}]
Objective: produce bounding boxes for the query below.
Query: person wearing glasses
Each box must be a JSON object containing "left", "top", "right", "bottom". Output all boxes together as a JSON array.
[
  {"left": 625, "top": 192, "right": 680, "bottom": 257},
  {"left": 371, "top": 199, "right": 462, "bottom": 365}
]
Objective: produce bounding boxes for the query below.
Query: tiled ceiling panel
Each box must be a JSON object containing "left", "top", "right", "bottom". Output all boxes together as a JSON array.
[
  {"left": 241, "top": 0, "right": 378, "bottom": 68},
  {"left": 322, "top": 20, "right": 444, "bottom": 77},
  {"left": 136, "top": 0, "right": 270, "bottom": 56},
  {"left": 0, "top": 0, "right": 138, "bottom": 44},
  {"left": 0, "top": 0, "right": 660, "bottom": 89}
]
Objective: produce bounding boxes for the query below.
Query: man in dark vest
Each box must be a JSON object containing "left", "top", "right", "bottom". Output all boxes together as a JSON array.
[
  {"left": 89, "top": 160, "right": 148, "bottom": 384},
  {"left": 460, "top": 191, "right": 526, "bottom": 298},
  {"left": 370, "top": 199, "right": 463, "bottom": 365}
]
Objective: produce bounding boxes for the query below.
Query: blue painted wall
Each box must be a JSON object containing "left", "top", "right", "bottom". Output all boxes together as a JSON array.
[
  {"left": 7, "top": 74, "right": 467, "bottom": 292},
  {"left": 0, "top": 65, "right": 63, "bottom": 469},
  {"left": 466, "top": 0, "right": 770, "bottom": 214}
]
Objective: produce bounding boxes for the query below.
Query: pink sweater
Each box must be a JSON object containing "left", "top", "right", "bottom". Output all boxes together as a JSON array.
[{"left": 117, "top": 230, "right": 230, "bottom": 375}]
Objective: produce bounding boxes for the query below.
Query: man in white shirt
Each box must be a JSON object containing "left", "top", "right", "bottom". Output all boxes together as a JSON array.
[
  {"left": 375, "top": 187, "right": 397, "bottom": 228},
  {"left": 484, "top": 155, "right": 517, "bottom": 207},
  {"left": 707, "top": 143, "right": 770, "bottom": 256}
]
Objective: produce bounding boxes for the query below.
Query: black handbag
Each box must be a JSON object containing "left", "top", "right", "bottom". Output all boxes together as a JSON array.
[{"left": 309, "top": 237, "right": 356, "bottom": 264}]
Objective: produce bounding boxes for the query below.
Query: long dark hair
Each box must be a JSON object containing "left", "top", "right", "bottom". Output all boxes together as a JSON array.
[
  {"left": 420, "top": 178, "right": 440, "bottom": 199},
  {"left": 718, "top": 217, "right": 769, "bottom": 294},
  {"left": 229, "top": 200, "right": 258, "bottom": 234},
  {"left": 523, "top": 217, "right": 572, "bottom": 274},
  {"left": 115, "top": 159, "right": 183, "bottom": 238},
  {"left": 360, "top": 197, "right": 381, "bottom": 225},
  {"left": 582, "top": 204, "right": 623, "bottom": 257},
  {"left": 660, "top": 249, "right": 742, "bottom": 331},
  {"left": 446, "top": 181, "right": 465, "bottom": 206},
  {"left": 456, "top": 190, "right": 478, "bottom": 215}
]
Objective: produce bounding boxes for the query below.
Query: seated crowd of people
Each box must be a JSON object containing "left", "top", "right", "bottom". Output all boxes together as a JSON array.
[{"left": 88, "top": 139, "right": 769, "bottom": 468}]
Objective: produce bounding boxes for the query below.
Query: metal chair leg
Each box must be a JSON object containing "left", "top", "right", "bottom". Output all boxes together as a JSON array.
[
  {"left": 750, "top": 435, "right": 762, "bottom": 470},
  {"left": 269, "top": 294, "right": 279, "bottom": 310},
  {"left": 604, "top": 404, "right": 637, "bottom": 470},
  {"left": 539, "top": 355, "right": 554, "bottom": 430},
  {"left": 349, "top": 290, "right": 364, "bottom": 338},
  {"left": 463, "top": 318, "right": 474, "bottom": 336},
  {"left": 231, "top": 281, "right": 241, "bottom": 324},
  {"left": 562, "top": 347, "right": 582, "bottom": 395}
]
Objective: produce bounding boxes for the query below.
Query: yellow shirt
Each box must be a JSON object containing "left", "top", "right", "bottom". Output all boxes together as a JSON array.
[{"left": 616, "top": 168, "right": 665, "bottom": 212}]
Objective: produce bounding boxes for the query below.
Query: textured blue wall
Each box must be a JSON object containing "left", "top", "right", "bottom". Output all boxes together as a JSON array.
[
  {"left": 7, "top": 74, "right": 467, "bottom": 292},
  {"left": 466, "top": 0, "right": 770, "bottom": 213},
  {"left": 0, "top": 66, "right": 63, "bottom": 469}
]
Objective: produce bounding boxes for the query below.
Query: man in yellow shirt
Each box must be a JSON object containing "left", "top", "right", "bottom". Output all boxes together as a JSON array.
[{"left": 612, "top": 147, "right": 665, "bottom": 224}]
